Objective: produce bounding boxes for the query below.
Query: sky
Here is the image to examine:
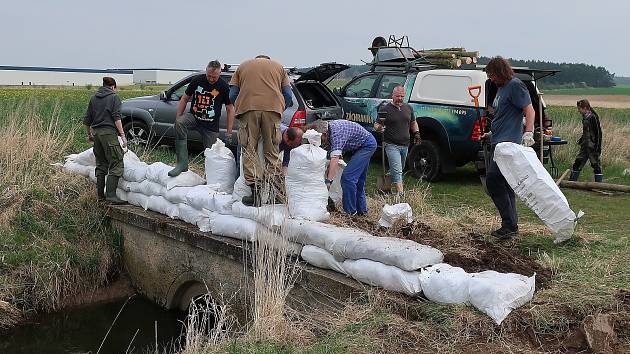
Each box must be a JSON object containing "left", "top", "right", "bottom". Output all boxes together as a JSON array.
[{"left": 3, "top": 0, "right": 629, "bottom": 76}]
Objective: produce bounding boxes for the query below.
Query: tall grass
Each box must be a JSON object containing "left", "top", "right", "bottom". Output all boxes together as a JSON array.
[{"left": 0, "top": 101, "right": 119, "bottom": 315}]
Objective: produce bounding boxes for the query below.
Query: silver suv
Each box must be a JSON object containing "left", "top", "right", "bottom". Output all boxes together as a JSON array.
[{"left": 120, "top": 63, "right": 348, "bottom": 149}]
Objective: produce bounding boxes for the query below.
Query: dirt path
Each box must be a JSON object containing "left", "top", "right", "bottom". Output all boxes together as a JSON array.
[{"left": 545, "top": 95, "right": 630, "bottom": 108}]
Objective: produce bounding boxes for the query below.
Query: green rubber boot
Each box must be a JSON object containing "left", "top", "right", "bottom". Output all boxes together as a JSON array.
[
  {"left": 168, "top": 140, "right": 189, "bottom": 177},
  {"left": 105, "top": 176, "right": 126, "bottom": 205},
  {"left": 96, "top": 174, "right": 106, "bottom": 201}
]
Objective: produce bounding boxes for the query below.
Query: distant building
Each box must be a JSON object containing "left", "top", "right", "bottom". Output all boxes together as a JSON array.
[
  {"left": 131, "top": 68, "right": 199, "bottom": 85},
  {"left": 0, "top": 66, "right": 200, "bottom": 86}
]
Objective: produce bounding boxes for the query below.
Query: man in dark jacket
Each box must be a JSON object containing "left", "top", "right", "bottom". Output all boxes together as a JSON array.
[{"left": 83, "top": 77, "right": 127, "bottom": 204}]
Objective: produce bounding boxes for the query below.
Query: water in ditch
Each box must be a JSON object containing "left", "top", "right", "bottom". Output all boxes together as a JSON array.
[{"left": 0, "top": 296, "right": 187, "bottom": 354}]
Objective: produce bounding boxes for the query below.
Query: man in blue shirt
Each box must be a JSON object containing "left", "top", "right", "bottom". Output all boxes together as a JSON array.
[
  {"left": 485, "top": 57, "right": 535, "bottom": 239},
  {"left": 307, "top": 119, "right": 376, "bottom": 215}
]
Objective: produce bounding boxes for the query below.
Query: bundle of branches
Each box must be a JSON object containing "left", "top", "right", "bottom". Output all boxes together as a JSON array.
[{"left": 414, "top": 48, "right": 480, "bottom": 69}]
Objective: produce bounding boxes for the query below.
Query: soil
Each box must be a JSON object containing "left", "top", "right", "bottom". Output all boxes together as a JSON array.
[{"left": 545, "top": 94, "right": 630, "bottom": 108}]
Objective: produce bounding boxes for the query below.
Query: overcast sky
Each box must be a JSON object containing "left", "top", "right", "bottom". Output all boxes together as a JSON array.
[{"left": 3, "top": 0, "right": 629, "bottom": 76}]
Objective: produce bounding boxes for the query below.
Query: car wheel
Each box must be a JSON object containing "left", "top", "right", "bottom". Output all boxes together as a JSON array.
[
  {"left": 123, "top": 120, "right": 151, "bottom": 147},
  {"left": 408, "top": 140, "right": 441, "bottom": 181}
]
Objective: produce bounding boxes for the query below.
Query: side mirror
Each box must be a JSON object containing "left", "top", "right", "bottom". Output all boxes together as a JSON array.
[
  {"left": 159, "top": 91, "right": 168, "bottom": 101},
  {"left": 333, "top": 87, "right": 342, "bottom": 96}
]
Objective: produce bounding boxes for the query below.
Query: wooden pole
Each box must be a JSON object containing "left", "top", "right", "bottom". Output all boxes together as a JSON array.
[
  {"left": 556, "top": 169, "right": 571, "bottom": 186},
  {"left": 559, "top": 180, "right": 630, "bottom": 193}
]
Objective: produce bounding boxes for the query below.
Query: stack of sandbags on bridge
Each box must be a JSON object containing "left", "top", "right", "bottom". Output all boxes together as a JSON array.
[
  {"left": 419, "top": 263, "right": 536, "bottom": 325},
  {"left": 286, "top": 219, "right": 443, "bottom": 296}
]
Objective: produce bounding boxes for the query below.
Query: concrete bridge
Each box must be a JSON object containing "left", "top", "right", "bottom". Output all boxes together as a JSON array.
[{"left": 107, "top": 205, "right": 366, "bottom": 322}]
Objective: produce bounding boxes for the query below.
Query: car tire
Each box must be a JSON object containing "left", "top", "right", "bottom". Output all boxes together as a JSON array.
[
  {"left": 408, "top": 140, "right": 441, "bottom": 181},
  {"left": 123, "top": 120, "right": 152, "bottom": 147}
]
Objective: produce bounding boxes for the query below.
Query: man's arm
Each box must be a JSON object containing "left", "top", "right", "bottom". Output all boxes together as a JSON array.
[
  {"left": 85, "top": 125, "right": 93, "bottom": 142},
  {"left": 523, "top": 104, "right": 535, "bottom": 132},
  {"left": 282, "top": 85, "right": 293, "bottom": 110},
  {"left": 177, "top": 94, "right": 191, "bottom": 117},
  {"left": 226, "top": 103, "right": 235, "bottom": 136},
  {"left": 229, "top": 86, "right": 240, "bottom": 104},
  {"left": 326, "top": 156, "right": 340, "bottom": 189}
]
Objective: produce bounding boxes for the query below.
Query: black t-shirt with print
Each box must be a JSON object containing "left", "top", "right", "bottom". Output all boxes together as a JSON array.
[{"left": 185, "top": 74, "right": 231, "bottom": 131}]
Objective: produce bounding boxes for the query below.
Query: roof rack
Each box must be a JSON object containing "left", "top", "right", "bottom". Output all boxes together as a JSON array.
[{"left": 368, "top": 35, "right": 437, "bottom": 73}]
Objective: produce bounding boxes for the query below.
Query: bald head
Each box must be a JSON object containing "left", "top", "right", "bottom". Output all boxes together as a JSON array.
[{"left": 392, "top": 85, "right": 405, "bottom": 106}]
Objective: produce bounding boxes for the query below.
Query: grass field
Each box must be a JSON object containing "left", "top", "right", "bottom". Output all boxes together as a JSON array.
[
  {"left": 543, "top": 85, "right": 630, "bottom": 96},
  {"left": 1, "top": 87, "right": 629, "bottom": 352}
]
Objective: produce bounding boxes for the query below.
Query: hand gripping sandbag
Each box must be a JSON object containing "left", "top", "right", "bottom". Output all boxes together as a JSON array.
[
  {"left": 378, "top": 203, "right": 413, "bottom": 228},
  {"left": 419, "top": 263, "right": 471, "bottom": 304},
  {"left": 343, "top": 259, "right": 422, "bottom": 296},
  {"left": 468, "top": 270, "right": 536, "bottom": 325},
  {"left": 493, "top": 143, "right": 583, "bottom": 243},
  {"left": 300, "top": 245, "right": 347, "bottom": 275},
  {"left": 204, "top": 139, "right": 237, "bottom": 194}
]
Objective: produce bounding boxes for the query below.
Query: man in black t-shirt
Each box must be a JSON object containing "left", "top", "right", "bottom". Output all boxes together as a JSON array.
[
  {"left": 169, "top": 60, "right": 235, "bottom": 177},
  {"left": 374, "top": 86, "right": 420, "bottom": 197}
]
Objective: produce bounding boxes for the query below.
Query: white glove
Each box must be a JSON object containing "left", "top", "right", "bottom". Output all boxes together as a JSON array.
[{"left": 522, "top": 131, "right": 535, "bottom": 147}]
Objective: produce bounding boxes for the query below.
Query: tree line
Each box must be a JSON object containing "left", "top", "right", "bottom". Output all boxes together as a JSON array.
[{"left": 478, "top": 57, "right": 616, "bottom": 88}]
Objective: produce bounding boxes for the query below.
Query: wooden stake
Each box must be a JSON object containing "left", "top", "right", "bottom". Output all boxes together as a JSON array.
[
  {"left": 556, "top": 169, "right": 571, "bottom": 186},
  {"left": 559, "top": 180, "right": 630, "bottom": 193}
]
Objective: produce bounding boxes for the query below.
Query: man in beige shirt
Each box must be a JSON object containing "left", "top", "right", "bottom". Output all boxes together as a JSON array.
[{"left": 229, "top": 55, "right": 293, "bottom": 206}]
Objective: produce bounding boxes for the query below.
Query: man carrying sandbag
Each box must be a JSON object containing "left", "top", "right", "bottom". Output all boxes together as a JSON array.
[
  {"left": 83, "top": 77, "right": 127, "bottom": 204},
  {"left": 307, "top": 119, "right": 377, "bottom": 216},
  {"left": 169, "top": 60, "right": 235, "bottom": 177},
  {"left": 484, "top": 57, "right": 535, "bottom": 239},
  {"left": 229, "top": 55, "right": 293, "bottom": 206}
]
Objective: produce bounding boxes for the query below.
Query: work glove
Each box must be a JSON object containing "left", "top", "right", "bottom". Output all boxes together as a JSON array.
[
  {"left": 522, "top": 131, "right": 535, "bottom": 147},
  {"left": 480, "top": 131, "right": 492, "bottom": 142},
  {"left": 225, "top": 134, "right": 233, "bottom": 146},
  {"left": 413, "top": 131, "right": 422, "bottom": 145}
]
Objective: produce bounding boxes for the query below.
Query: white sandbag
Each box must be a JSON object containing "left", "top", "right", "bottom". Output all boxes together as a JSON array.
[
  {"left": 146, "top": 162, "right": 206, "bottom": 190},
  {"left": 115, "top": 188, "right": 128, "bottom": 202},
  {"left": 177, "top": 203, "right": 217, "bottom": 232},
  {"left": 231, "top": 176, "right": 252, "bottom": 202},
  {"left": 126, "top": 192, "right": 150, "bottom": 209},
  {"left": 63, "top": 161, "right": 93, "bottom": 177},
  {"left": 419, "top": 263, "right": 471, "bottom": 304},
  {"left": 213, "top": 194, "right": 235, "bottom": 215},
  {"left": 282, "top": 219, "right": 370, "bottom": 254},
  {"left": 211, "top": 214, "right": 257, "bottom": 241},
  {"left": 343, "top": 259, "right": 422, "bottom": 296},
  {"left": 494, "top": 142, "right": 582, "bottom": 243},
  {"left": 146, "top": 196, "right": 179, "bottom": 219},
  {"left": 204, "top": 139, "right": 237, "bottom": 193},
  {"left": 231, "top": 202, "right": 288, "bottom": 229},
  {"left": 197, "top": 211, "right": 218, "bottom": 233},
  {"left": 330, "top": 234, "right": 443, "bottom": 271},
  {"left": 468, "top": 270, "right": 536, "bottom": 325},
  {"left": 285, "top": 143, "right": 329, "bottom": 221},
  {"left": 164, "top": 186, "right": 196, "bottom": 204},
  {"left": 73, "top": 148, "right": 96, "bottom": 166},
  {"left": 185, "top": 185, "right": 220, "bottom": 211},
  {"left": 117, "top": 179, "right": 135, "bottom": 192},
  {"left": 89, "top": 169, "right": 96, "bottom": 183},
  {"left": 303, "top": 129, "right": 322, "bottom": 147},
  {"left": 301, "top": 245, "right": 347, "bottom": 275},
  {"left": 378, "top": 203, "right": 413, "bottom": 228},
  {"left": 328, "top": 159, "right": 346, "bottom": 207},
  {"left": 122, "top": 161, "right": 148, "bottom": 182},
  {"left": 135, "top": 180, "right": 166, "bottom": 196}
]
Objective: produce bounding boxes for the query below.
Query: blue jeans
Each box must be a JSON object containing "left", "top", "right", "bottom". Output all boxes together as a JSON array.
[
  {"left": 486, "top": 146, "right": 518, "bottom": 230},
  {"left": 341, "top": 135, "right": 377, "bottom": 214},
  {"left": 384, "top": 143, "right": 408, "bottom": 184}
]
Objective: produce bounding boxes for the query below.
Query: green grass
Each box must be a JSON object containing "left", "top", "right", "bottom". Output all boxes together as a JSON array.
[{"left": 543, "top": 85, "right": 630, "bottom": 95}]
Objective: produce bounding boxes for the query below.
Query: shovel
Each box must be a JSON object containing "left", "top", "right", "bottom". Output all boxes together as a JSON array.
[{"left": 376, "top": 113, "right": 391, "bottom": 193}]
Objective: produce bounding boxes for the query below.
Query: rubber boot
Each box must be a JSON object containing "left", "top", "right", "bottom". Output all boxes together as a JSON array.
[
  {"left": 168, "top": 140, "right": 189, "bottom": 177},
  {"left": 96, "top": 174, "right": 106, "bottom": 201},
  {"left": 569, "top": 170, "right": 580, "bottom": 182},
  {"left": 105, "top": 176, "right": 126, "bottom": 205},
  {"left": 594, "top": 174, "right": 603, "bottom": 183},
  {"left": 242, "top": 184, "right": 262, "bottom": 207}
]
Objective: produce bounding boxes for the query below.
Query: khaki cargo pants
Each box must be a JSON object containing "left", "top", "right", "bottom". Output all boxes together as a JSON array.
[
  {"left": 92, "top": 127, "right": 124, "bottom": 178},
  {"left": 238, "top": 110, "right": 282, "bottom": 186}
]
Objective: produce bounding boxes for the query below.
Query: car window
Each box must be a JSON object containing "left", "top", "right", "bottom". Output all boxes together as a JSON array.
[
  {"left": 171, "top": 83, "right": 189, "bottom": 101},
  {"left": 344, "top": 75, "right": 378, "bottom": 98},
  {"left": 377, "top": 75, "right": 407, "bottom": 99}
]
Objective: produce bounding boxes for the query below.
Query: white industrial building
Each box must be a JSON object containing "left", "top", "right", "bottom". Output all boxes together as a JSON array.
[
  {"left": 132, "top": 68, "right": 199, "bottom": 85},
  {"left": 0, "top": 66, "right": 200, "bottom": 86}
]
